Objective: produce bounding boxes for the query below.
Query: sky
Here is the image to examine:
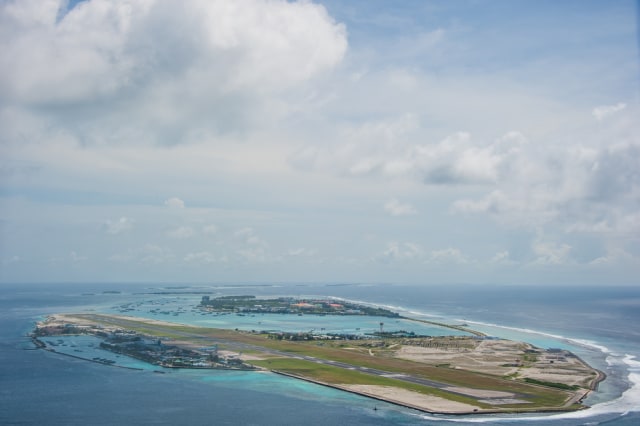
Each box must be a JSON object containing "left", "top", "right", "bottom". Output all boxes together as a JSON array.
[{"left": 0, "top": 0, "right": 638, "bottom": 285}]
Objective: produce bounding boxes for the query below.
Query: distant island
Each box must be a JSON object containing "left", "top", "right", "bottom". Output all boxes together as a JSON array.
[
  {"left": 32, "top": 295, "right": 605, "bottom": 415},
  {"left": 199, "top": 295, "right": 401, "bottom": 318}
]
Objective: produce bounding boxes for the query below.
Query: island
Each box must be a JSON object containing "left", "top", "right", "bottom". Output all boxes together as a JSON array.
[
  {"left": 31, "top": 295, "right": 605, "bottom": 415},
  {"left": 199, "top": 295, "right": 401, "bottom": 318}
]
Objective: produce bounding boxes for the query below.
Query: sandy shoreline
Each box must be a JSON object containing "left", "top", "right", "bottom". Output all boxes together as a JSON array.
[
  {"left": 340, "top": 384, "right": 483, "bottom": 414},
  {"left": 271, "top": 371, "right": 486, "bottom": 414},
  {"left": 35, "top": 313, "right": 602, "bottom": 416}
]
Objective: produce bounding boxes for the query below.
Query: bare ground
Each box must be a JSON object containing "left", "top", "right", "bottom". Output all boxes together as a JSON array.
[{"left": 392, "top": 337, "right": 598, "bottom": 388}]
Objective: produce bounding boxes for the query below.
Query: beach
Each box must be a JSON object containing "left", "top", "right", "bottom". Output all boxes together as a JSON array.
[
  {"left": 2, "top": 282, "right": 639, "bottom": 425},
  {"left": 33, "top": 310, "right": 602, "bottom": 415}
]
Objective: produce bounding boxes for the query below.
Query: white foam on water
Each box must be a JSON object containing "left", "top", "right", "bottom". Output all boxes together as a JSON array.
[
  {"left": 461, "top": 319, "right": 613, "bottom": 354},
  {"left": 304, "top": 298, "right": 639, "bottom": 422},
  {"left": 416, "top": 355, "right": 640, "bottom": 423}
]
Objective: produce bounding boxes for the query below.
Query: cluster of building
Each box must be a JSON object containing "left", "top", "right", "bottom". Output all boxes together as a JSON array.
[
  {"left": 32, "top": 319, "right": 252, "bottom": 370},
  {"left": 199, "top": 295, "right": 399, "bottom": 318},
  {"left": 99, "top": 334, "right": 225, "bottom": 368}
]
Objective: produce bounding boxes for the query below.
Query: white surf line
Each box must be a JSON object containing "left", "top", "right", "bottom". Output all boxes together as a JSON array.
[
  {"left": 460, "top": 319, "right": 612, "bottom": 353},
  {"left": 324, "top": 299, "right": 640, "bottom": 421},
  {"left": 404, "top": 324, "right": 639, "bottom": 422},
  {"left": 420, "top": 357, "right": 640, "bottom": 422},
  {"left": 212, "top": 293, "right": 640, "bottom": 420}
]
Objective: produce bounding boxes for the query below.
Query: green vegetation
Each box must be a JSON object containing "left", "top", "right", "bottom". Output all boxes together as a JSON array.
[
  {"left": 524, "top": 378, "right": 580, "bottom": 391},
  {"left": 69, "top": 314, "right": 574, "bottom": 407},
  {"left": 252, "top": 358, "right": 490, "bottom": 408},
  {"left": 199, "top": 295, "right": 400, "bottom": 318},
  {"left": 59, "top": 313, "right": 589, "bottom": 413}
]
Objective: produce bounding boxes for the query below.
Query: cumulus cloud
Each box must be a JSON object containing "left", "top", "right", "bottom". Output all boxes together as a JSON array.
[
  {"left": 103, "top": 217, "right": 134, "bottom": 234},
  {"left": 1, "top": 0, "right": 347, "bottom": 99},
  {"left": 110, "top": 244, "right": 174, "bottom": 264},
  {"left": 290, "top": 113, "right": 420, "bottom": 177},
  {"left": 287, "top": 248, "right": 317, "bottom": 257},
  {"left": 2, "top": 255, "right": 21, "bottom": 265},
  {"left": 166, "top": 226, "right": 194, "bottom": 239},
  {"left": 234, "top": 227, "right": 270, "bottom": 262},
  {"left": 0, "top": 0, "right": 347, "bottom": 145},
  {"left": 384, "top": 199, "right": 417, "bottom": 216},
  {"left": 411, "top": 132, "right": 512, "bottom": 184},
  {"left": 378, "top": 243, "right": 471, "bottom": 265},
  {"left": 592, "top": 103, "right": 626, "bottom": 121},
  {"left": 164, "top": 197, "right": 185, "bottom": 208},
  {"left": 531, "top": 237, "right": 572, "bottom": 265},
  {"left": 202, "top": 224, "right": 218, "bottom": 236},
  {"left": 237, "top": 247, "right": 268, "bottom": 262},
  {"left": 234, "top": 227, "right": 267, "bottom": 246},
  {"left": 294, "top": 95, "right": 637, "bottom": 252},
  {"left": 490, "top": 250, "right": 514, "bottom": 264},
  {"left": 1, "top": 1, "right": 637, "bottom": 284},
  {"left": 452, "top": 189, "right": 560, "bottom": 227},
  {"left": 292, "top": 120, "right": 528, "bottom": 185},
  {"left": 379, "top": 241, "right": 424, "bottom": 262},
  {"left": 589, "top": 247, "right": 634, "bottom": 266},
  {"left": 427, "top": 248, "right": 470, "bottom": 265},
  {"left": 69, "top": 251, "right": 87, "bottom": 262},
  {"left": 453, "top": 108, "right": 640, "bottom": 243},
  {"left": 184, "top": 251, "right": 217, "bottom": 264}
]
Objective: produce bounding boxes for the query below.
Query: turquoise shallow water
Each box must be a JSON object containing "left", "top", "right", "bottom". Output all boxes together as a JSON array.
[
  {"left": 104, "top": 295, "right": 470, "bottom": 337},
  {"left": 47, "top": 292, "right": 471, "bottom": 372},
  {"left": 42, "top": 334, "right": 158, "bottom": 370},
  {"left": 2, "top": 282, "right": 639, "bottom": 425}
]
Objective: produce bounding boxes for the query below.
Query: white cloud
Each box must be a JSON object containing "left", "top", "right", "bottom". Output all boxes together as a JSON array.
[
  {"left": 376, "top": 244, "right": 471, "bottom": 265},
  {"left": 287, "top": 248, "right": 317, "bottom": 257},
  {"left": 234, "top": 227, "right": 267, "bottom": 246},
  {"left": 184, "top": 251, "right": 217, "bottom": 264},
  {"left": 237, "top": 247, "right": 268, "bottom": 263},
  {"left": 234, "top": 227, "right": 270, "bottom": 262},
  {"left": 427, "top": 248, "right": 469, "bottom": 265},
  {"left": 379, "top": 241, "right": 424, "bottom": 262},
  {"left": 0, "top": 0, "right": 146, "bottom": 104},
  {"left": 1, "top": 1, "right": 637, "bottom": 285},
  {"left": 290, "top": 113, "right": 421, "bottom": 178},
  {"left": 292, "top": 124, "right": 528, "bottom": 185},
  {"left": 452, "top": 189, "right": 560, "bottom": 227},
  {"left": 411, "top": 132, "right": 498, "bottom": 184},
  {"left": 2, "top": 255, "right": 21, "bottom": 265},
  {"left": 110, "top": 244, "right": 174, "bottom": 264},
  {"left": 589, "top": 247, "right": 634, "bottom": 266},
  {"left": 384, "top": 198, "right": 417, "bottom": 216},
  {"left": 592, "top": 103, "right": 626, "bottom": 121},
  {"left": 490, "top": 250, "right": 513, "bottom": 264},
  {"left": 202, "top": 224, "right": 218, "bottom": 236},
  {"left": 531, "top": 237, "right": 572, "bottom": 265},
  {"left": 453, "top": 111, "right": 640, "bottom": 239},
  {"left": 103, "top": 217, "right": 134, "bottom": 234},
  {"left": 140, "top": 245, "right": 173, "bottom": 264},
  {"left": 0, "top": 0, "right": 347, "bottom": 146},
  {"left": 166, "top": 226, "right": 194, "bottom": 239},
  {"left": 164, "top": 197, "right": 185, "bottom": 209},
  {"left": 69, "top": 251, "right": 87, "bottom": 262}
]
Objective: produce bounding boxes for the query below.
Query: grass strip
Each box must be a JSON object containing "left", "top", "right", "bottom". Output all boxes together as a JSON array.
[
  {"left": 251, "top": 357, "right": 491, "bottom": 408},
  {"left": 68, "top": 314, "right": 575, "bottom": 409}
]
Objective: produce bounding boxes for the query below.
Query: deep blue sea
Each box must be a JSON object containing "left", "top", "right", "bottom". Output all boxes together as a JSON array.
[{"left": 1, "top": 282, "right": 639, "bottom": 425}]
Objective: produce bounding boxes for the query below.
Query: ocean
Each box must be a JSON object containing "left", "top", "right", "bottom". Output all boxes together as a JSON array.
[{"left": 1, "top": 282, "right": 638, "bottom": 425}]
